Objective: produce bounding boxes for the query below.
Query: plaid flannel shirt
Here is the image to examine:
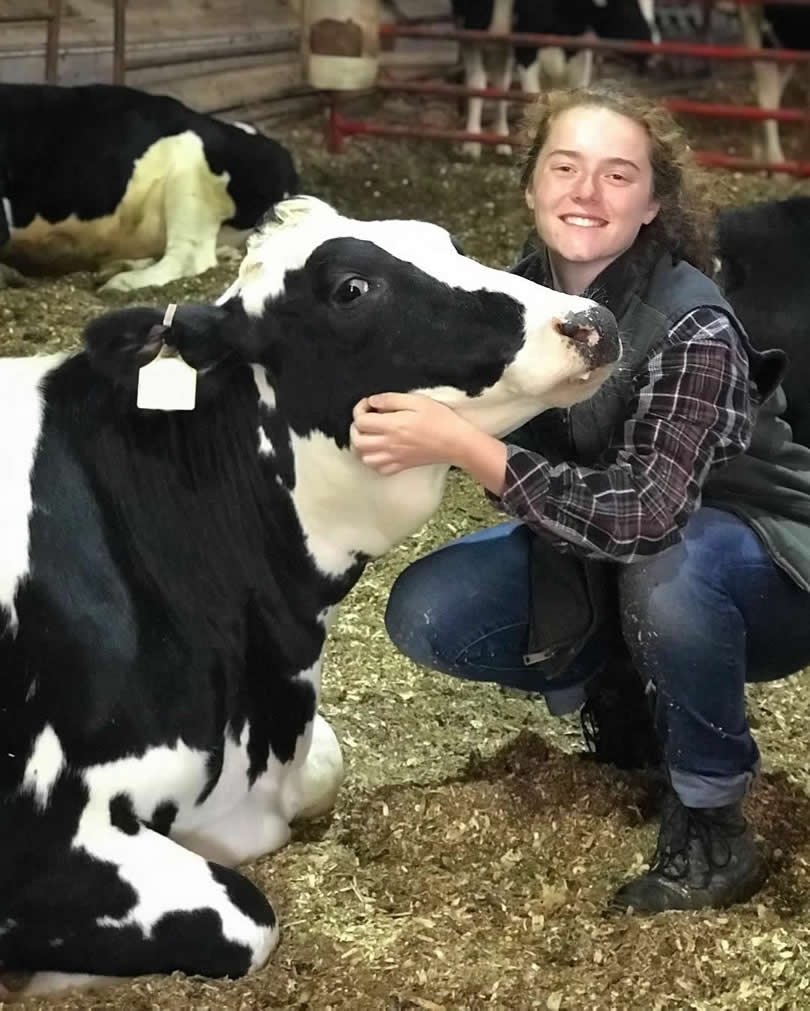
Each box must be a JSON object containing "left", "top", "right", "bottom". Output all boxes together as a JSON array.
[{"left": 493, "top": 306, "right": 755, "bottom": 562}]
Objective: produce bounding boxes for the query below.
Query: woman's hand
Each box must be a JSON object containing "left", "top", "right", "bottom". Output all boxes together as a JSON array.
[{"left": 350, "top": 392, "right": 508, "bottom": 494}]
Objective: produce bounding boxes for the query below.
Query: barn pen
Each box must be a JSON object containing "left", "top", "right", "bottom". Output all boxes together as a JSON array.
[
  {"left": 4, "top": 2, "right": 810, "bottom": 1008},
  {"left": 321, "top": 5, "right": 810, "bottom": 177}
]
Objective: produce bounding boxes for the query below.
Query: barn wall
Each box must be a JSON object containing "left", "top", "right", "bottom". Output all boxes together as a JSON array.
[{"left": 0, "top": 0, "right": 455, "bottom": 127}]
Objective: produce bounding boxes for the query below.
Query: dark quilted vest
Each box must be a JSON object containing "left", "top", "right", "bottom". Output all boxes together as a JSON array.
[{"left": 511, "top": 244, "right": 810, "bottom": 592}]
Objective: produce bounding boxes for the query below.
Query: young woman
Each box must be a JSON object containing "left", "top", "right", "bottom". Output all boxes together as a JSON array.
[{"left": 350, "top": 84, "right": 810, "bottom": 913}]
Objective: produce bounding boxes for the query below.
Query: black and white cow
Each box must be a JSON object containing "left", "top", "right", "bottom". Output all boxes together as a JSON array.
[
  {"left": 0, "top": 83, "right": 297, "bottom": 292},
  {"left": 735, "top": 5, "right": 810, "bottom": 170},
  {"left": 451, "top": 0, "right": 657, "bottom": 158},
  {"left": 0, "top": 195, "right": 619, "bottom": 996},
  {"left": 717, "top": 195, "right": 810, "bottom": 446}
]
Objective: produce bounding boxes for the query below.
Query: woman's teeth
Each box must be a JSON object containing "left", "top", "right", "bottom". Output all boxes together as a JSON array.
[{"left": 563, "top": 216, "right": 604, "bottom": 227}]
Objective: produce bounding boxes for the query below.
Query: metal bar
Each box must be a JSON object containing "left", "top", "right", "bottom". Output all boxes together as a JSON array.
[
  {"left": 0, "top": 14, "right": 56, "bottom": 22},
  {"left": 45, "top": 0, "right": 62, "bottom": 82},
  {"left": 113, "top": 0, "right": 126, "bottom": 85},
  {"left": 332, "top": 114, "right": 810, "bottom": 176},
  {"left": 664, "top": 98, "right": 810, "bottom": 124},
  {"left": 378, "top": 23, "right": 810, "bottom": 65},
  {"left": 693, "top": 151, "right": 810, "bottom": 174},
  {"left": 125, "top": 37, "right": 294, "bottom": 72},
  {"left": 376, "top": 80, "right": 810, "bottom": 123}
]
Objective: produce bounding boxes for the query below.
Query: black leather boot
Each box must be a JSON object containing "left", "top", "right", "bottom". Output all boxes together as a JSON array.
[{"left": 611, "top": 792, "right": 767, "bottom": 913}]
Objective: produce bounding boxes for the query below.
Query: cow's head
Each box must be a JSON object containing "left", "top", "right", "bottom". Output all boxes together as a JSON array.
[
  {"left": 219, "top": 196, "right": 619, "bottom": 438},
  {"left": 85, "top": 196, "right": 620, "bottom": 568}
]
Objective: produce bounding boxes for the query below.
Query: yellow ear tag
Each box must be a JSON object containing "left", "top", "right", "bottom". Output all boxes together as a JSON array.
[{"left": 136, "top": 304, "right": 198, "bottom": 411}]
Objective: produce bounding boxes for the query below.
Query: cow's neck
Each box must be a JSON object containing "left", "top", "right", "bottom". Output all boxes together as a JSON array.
[
  {"left": 289, "top": 430, "right": 450, "bottom": 579},
  {"left": 251, "top": 367, "right": 449, "bottom": 580}
]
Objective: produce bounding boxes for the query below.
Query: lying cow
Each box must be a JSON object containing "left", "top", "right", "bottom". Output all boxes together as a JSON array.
[
  {"left": 451, "top": 0, "right": 656, "bottom": 158},
  {"left": 0, "top": 83, "right": 297, "bottom": 292},
  {"left": 0, "top": 195, "right": 619, "bottom": 995},
  {"left": 717, "top": 195, "right": 810, "bottom": 446}
]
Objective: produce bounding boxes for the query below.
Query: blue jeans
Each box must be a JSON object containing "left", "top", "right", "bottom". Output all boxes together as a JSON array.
[{"left": 385, "top": 508, "right": 810, "bottom": 807}]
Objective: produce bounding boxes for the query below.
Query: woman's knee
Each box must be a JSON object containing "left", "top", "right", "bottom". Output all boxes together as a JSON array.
[
  {"left": 384, "top": 557, "right": 446, "bottom": 666},
  {"left": 385, "top": 522, "right": 532, "bottom": 669},
  {"left": 618, "top": 509, "right": 754, "bottom": 658}
]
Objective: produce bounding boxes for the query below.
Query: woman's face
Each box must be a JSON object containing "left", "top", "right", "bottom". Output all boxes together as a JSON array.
[{"left": 526, "top": 105, "right": 660, "bottom": 289}]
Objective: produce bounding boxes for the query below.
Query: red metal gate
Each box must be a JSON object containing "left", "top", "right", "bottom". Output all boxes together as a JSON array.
[{"left": 326, "top": 2, "right": 810, "bottom": 177}]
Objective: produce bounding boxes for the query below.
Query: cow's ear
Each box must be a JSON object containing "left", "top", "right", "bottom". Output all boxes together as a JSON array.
[
  {"left": 83, "top": 303, "right": 243, "bottom": 383},
  {"left": 83, "top": 306, "right": 167, "bottom": 381}
]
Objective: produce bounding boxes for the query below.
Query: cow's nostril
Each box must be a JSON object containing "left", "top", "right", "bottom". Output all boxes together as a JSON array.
[
  {"left": 556, "top": 305, "right": 620, "bottom": 364},
  {"left": 554, "top": 316, "right": 598, "bottom": 346}
]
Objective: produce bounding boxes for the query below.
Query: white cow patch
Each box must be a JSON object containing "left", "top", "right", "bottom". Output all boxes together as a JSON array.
[
  {"left": 2, "top": 197, "right": 13, "bottom": 232},
  {"left": 74, "top": 813, "right": 278, "bottom": 971},
  {"left": 291, "top": 429, "right": 449, "bottom": 577},
  {"left": 0, "top": 353, "right": 64, "bottom": 629},
  {"left": 82, "top": 738, "right": 210, "bottom": 825},
  {"left": 4, "top": 133, "right": 235, "bottom": 290},
  {"left": 23, "top": 724, "right": 65, "bottom": 809}
]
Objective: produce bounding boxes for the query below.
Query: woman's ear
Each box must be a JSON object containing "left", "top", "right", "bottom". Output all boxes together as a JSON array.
[{"left": 643, "top": 199, "right": 661, "bottom": 226}]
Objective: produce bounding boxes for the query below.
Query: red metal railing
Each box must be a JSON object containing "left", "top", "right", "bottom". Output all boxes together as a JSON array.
[{"left": 325, "top": 11, "right": 810, "bottom": 176}]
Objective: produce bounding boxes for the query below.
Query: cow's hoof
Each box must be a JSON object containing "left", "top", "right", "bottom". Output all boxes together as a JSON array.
[
  {"left": 96, "top": 259, "right": 157, "bottom": 290},
  {"left": 495, "top": 143, "right": 513, "bottom": 157},
  {"left": 0, "top": 264, "right": 29, "bottom": 289},
  {"left": 461, "top": 141, "right": 482, "bottom": 160}
]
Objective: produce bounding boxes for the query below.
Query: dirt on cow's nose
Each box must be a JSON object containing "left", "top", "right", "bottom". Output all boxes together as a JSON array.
[{"left": 555, "top": 305, "right": 620, "bottom": 368}]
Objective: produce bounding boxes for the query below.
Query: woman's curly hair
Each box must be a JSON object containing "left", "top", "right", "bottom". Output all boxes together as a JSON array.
[{"left": 519, "top": 83, "right": 715, "bottom": 274}]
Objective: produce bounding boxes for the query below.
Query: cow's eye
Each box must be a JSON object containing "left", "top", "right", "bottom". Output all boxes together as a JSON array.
[{"left": 334, "top": 277, "right": 370, "bottom": 304}]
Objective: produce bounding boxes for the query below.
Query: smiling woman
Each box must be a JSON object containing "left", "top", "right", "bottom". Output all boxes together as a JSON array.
[
  {"left": 524, "top": 106, "right": 661, "bottom": 295},
  {"left": 355, "top": 81, "right": 810, "bottom": 918}
]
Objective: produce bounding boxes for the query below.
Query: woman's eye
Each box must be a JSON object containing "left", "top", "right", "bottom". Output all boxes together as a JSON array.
[{"left": 334, "top": 277, "right": 370, "bottom": 303}]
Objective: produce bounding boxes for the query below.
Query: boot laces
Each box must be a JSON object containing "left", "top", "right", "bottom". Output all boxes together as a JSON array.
[{"left": 652, "top": 800, "right": 742, "bottom": 882}]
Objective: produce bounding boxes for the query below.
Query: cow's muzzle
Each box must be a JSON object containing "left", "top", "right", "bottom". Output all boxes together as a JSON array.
[{"left": 555, "top": 304, "right": 621, "bottom": 369}]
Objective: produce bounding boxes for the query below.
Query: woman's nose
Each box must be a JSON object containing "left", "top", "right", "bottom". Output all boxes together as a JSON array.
[{"left": 572, "top": 174, "right": 598, "bottom": 200}]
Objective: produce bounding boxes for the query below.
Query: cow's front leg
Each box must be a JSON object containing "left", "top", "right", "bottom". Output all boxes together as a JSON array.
[
  {"left": 173, "top": 714, "right": 344, "bottom": 868},
  {"left": 100, "top": 152, "right": 230, "bottom": 292},
  {"left": 284, "top": 711, "right": 345, "bottom": 822}
]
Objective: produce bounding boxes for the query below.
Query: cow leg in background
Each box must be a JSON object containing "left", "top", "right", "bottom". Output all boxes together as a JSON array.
[
  {"left": 637, "top": 0, "right": 661, "bottom": 44},
  {"left": 2, "top": 818, "right": 277, "bottom": 984},
  {"left": 566, "top": 36, "right": 595, "bottom": 88},
  {"left": 740, "top": 5, "right": 791, "bottom": 171},
  {"left": 94, "top": 257, "right": 157, "bottom": 285},
  {"left": 99, "top": 133, "right": 232, "bottom": 292},
  {"left": 461, "top": 43, "right": 487, "bottom": 159},
  {"left": 489, "top": 0, "right": 516, "bottom": 156},
  {"left": 493, "top": 44, "right": 515, "bottom": 155},
  {"left": 532, "top": 37, "right": 593, "bottom": 94}
]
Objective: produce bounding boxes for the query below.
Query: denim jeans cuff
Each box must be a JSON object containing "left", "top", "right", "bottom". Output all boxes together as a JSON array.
[{"left": 670, "top": 764, "right": 760, "bottom": 808}]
